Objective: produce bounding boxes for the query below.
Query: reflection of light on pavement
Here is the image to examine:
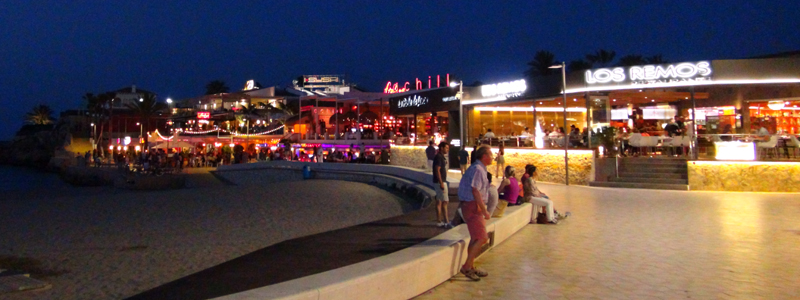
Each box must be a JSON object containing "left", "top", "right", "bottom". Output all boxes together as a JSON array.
[{"left": 719, "top": 197, "right": 763, "bottom": 289}]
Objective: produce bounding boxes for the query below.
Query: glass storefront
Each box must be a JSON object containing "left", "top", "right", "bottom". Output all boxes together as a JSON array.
[{"left": 466, "top": 97, "right": 588, "bottom": 148}]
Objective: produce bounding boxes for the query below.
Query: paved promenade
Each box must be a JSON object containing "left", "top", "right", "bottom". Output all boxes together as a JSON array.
[{"left": 415, "top": 184, "right": 800, "bottom": 299}]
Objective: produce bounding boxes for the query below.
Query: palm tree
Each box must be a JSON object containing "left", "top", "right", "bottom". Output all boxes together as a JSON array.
[
  {"left": 25, "top": 104, "right": 54, "bottom": 125},
  {"left": 126, "top": 93, "right": 167, "bottom": 147},
  {"left": 586, "top": 49, "right": 616, "bottom": 68},
  {"left": 618, "top": 54, "right": 647, "bottom": 66},
  {"left": 524, "top": 50, "right": 558, "bottom": 77},
  {"left": 205, "top": 80, "right": 230, "bottom": 95},
  {"left": 645, "top": 54, "right": 667, "bottom": 64},
  {"left": 567, "top": 59, "right": 593, "bottom": 73},
  {"left": 83, "top": 92, "right": 116, "bottom": 143}
]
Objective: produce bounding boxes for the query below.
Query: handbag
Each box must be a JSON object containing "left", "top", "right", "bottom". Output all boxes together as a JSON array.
[{"left": 536, "top": 212, "right": 549, "bottom": 224}]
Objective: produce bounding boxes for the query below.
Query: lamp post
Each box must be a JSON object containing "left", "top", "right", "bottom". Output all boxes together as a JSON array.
[
  {"left": 549, "top": 62, "right": 570, "bottom": 185},
  {"left": 90, "top": 123, "right": 96, "bottom": 150}
]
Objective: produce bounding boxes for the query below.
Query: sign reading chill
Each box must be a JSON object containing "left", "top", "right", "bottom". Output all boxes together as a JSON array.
[
  {"left": 585, "top": 61, "right": 712, "bottom": 85},
  {"left": 396, "top": 95, "right": 429, "bottom": 108}
]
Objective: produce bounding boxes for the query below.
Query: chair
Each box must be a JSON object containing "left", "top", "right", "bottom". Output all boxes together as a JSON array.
[
  {"left": 756, "top": 135, "right": 779, "bottom": 159},
  {"left": 628, "top": 133, "right": 643, "bottom": 156},
  {"left": 786, "top": 135, "right": 800, "bottom": 158},
  {"left": 663, "top": 136, "right": 682, "bottom": 156}
]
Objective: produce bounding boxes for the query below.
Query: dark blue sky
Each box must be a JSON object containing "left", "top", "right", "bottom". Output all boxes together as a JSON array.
[{"left": 2, "top": 0, "right": 799, "bottom": 139}]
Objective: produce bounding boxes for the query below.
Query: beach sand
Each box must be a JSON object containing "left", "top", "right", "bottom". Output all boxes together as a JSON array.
[{"left": 0, "top": 178, "right": 412, "bottom": 300}]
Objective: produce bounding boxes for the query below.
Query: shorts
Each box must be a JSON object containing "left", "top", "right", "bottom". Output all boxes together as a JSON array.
[
  {"left": 461, "top": 200, "right": 488, "bottom": 241},
  {"left": 460, "top": 164, "right": 467, "bottom": 173},
  {"left": 434, "top": 182, "right": 449, "bottom": 202}
]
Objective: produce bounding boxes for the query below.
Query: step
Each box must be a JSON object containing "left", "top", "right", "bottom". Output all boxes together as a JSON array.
[
  {"left": 619, "top": 165, "right": 687, "bottom": 173},
  {"left": 619, "top": 160, "right": 687, "bottom": 167},
  {"left": 608, "top": 177, "right": 688, "bottom": 185},
  {"left": 617, "top": 172, "right": 687, "bottom": 179},
  {"left": 618, "top": 158, "right": 688, "bottom": 165},
  {"left": 589, "top": 181, "right": 689, "bottom": 191}
]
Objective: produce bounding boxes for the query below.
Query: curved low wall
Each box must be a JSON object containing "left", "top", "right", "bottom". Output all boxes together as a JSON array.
[
  {"left": 214, "top": 202, "right": 535, "bottom": 300},
  {"left": 216, "top": 161, "right": 441, "bottom": 207}
]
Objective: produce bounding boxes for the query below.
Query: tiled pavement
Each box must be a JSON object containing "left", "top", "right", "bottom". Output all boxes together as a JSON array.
[{"left": 415, "top": 184, "right": 800, "bottom": 299}]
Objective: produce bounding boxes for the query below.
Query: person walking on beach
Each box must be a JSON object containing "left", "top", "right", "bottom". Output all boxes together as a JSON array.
[
  {"left": 433, "top": 142, "right": 452, "bottom": 228},
  {"left": 425, "top": 140, "right": 436, "bottom": 170},
  {"left": 457, "top": 145, "right": 492, "bottom": 281}
]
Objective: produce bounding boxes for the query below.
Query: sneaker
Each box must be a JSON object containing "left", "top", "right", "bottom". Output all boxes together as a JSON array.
[
  {"left": 473, "top": 268, "right": 488, "bottom": 277},
  {"left": 436, "top": 222, "right": 444, "bottom": 228},
  {"left": 548, "top": 219, "right": 559, "bottom": 225},
  {"left": 444, "top": 223, "right": 454, "bottom": 229},
  {"left": 460, "top": 268, "right": 480, "bottom": 281}
]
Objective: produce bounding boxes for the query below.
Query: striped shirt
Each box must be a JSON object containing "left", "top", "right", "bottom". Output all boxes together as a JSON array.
[{"left": 458, "top": 160, "right": 489, "bottom": 202}]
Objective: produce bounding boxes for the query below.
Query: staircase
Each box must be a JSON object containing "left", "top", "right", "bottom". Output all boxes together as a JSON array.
[{"left": 590, "top": 157, "right": 689, "bottom": 190}]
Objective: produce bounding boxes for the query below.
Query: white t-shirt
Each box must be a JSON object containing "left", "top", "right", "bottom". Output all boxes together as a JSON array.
[
  {"left": 484, "top": 131, "right": 496, "bottom": 139},
  {"left": 758, "top": 127, "right": 770, "bottom": 136},
  {"left": 487, "top": 184, "right": 499, "bottom": 216}
]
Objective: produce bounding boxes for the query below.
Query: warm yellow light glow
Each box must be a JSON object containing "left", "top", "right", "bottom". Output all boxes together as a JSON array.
[
  {"left": 474, "top": 106, "right": 586, "bottom": 112},
  {"left": 714, "top": 142, "right": 755, "bottom": 161},
  {"left": 135, "top": 146, "right": 141, "bottom": 151}
]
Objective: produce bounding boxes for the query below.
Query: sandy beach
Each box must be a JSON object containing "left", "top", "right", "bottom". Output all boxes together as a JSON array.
[{"left": 0, "top": 177, "right": 412, "bottom": 300}]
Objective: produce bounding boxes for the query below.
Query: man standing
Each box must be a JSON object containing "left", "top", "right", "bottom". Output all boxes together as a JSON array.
[
  {"left": 425, "top": 140, "right": 436, "bottom": 170},
  {"left": 433, "top": 142, "right": 452, "bottom": 228},
  {"left": 458, "top": 146, "right": 469, "bottom": 174},
  {"left": 457, "top": 145, "right": 492, "bottom": 281}
]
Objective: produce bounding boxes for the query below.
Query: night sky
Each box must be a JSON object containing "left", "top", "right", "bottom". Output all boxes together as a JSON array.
[{"left": 2, "top": 0, "right": 799, "bottom": 140}]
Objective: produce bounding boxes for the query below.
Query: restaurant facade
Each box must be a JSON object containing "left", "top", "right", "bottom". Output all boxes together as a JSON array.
[{"left": 439, "top": 56, "right": 800, "bottom": 191}]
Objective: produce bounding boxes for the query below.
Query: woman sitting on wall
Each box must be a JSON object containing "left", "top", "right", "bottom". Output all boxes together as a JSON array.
[
  {"left": 522, "top": 164, "right": 558, "bottom": 224},
  {"left": 493, "top": 165, "right": 520, "bottom": 218}
]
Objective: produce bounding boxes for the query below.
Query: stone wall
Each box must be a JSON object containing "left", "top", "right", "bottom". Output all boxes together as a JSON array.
[
  {"left": 389, "top": 146, "right": 429, "bottom": 170},
  {"left": 389, "top": 146, "right": 594, "bottom": 185},
  {"left": 688, "top": 161, "right": 800, "bottom": 193}
]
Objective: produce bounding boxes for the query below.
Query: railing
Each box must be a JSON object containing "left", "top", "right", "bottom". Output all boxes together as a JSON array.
[{"left": 697, "top": 134, "right": 800, "bottom": 161}]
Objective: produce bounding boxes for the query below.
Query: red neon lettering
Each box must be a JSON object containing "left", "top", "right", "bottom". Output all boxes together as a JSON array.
[
  {"left": 428, "top": 76, "right": 431, "bottom": 89},
  {"left": 384, "top": 81, "right": 411, "bottom": 94},
  {"left": 437, "top": 75, "right": 440, "bottom": 88},
  {"left": 416, "top": 78, "right": 422, "bottom": 90}
]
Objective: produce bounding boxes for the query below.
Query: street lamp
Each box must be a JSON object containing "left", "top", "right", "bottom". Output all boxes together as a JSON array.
[
  {"left": 549, "top": 62, "right": 569, "bottom": 185},
  {"left": 136, "top": 122, "right": 143, "bottom": 138}
]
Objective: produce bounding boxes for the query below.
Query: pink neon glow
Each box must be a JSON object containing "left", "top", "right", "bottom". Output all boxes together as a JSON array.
[
  {"left": 437, "top": 75, "right": 440, "bottom": 88},
  {"left": 428, "top": 76, "right": 431, "bottom": 89},
  {"left": 384, "top": 81, "right": 411, "bottom": 94},
  {"left": 447, "top": 74, "right": 450, "bottom": 86},
  {"left": 416, "top": 78, "right": 422, "bottom": 90}
]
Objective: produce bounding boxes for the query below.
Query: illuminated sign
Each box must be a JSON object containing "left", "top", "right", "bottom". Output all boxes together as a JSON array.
[
  {"left": 389, "top": 87, "right": 459, "bottom": 114},
  {"left": 585, "top": 61, "right": 712, "bottom": 85},
  {"left": 397, "top": 95, "right": 429, "bottom": 108},
  {"left": 715, "top": 141, "right": 755, "bottom": 160},
  {"left": 243, "top": 80, "right": 257, "bottom": 91},
  {"left": 197, "top": 111, "right": 210, "bottom": 119},
  {"left": 481, "top": 79, "right": 527, "bottom": 98},
  {"left": 642, "top": 107, "right": 677, "bottom": 120},
  {"left": 611, "top": 108, "right": 629, "bottom": 120},
  {"left": 384, "top": 82, "right": 411, "bottom": 94},
  {"left": 443, "top": 96, "right": 459, "bottom": 102},
  {"left": 304, "top": 75, "right": 342, "bottom": 84},
  {"left": 384, "top": 74, "right": 452, "bottom": 93}
]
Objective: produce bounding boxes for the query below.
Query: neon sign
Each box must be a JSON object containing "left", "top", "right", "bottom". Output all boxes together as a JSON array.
[
  {"left": 384, "top": 74, "right": 451, "bottom": 93},
  {"left": 197, "top": 112, "right": 210, "bottom": 119},
  {"left": 481, "top": 79, "right": 527, "bottom": 98},
  {"left": 243, "top": 80, "right": 257, "bottom": 91},
  {"left": 396, "top": 95, "right": 429, "bottom": 108},
  {"left": 585, "top": 61, "right": 712, "bottom": 85},
  {"left": 384, "top": 82, "right": 411, "bottom": 94}
]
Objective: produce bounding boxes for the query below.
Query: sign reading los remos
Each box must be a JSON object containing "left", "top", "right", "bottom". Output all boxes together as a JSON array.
[
  {"left": 585, "top": 61, "right": 712, "bottom": 85},
  {"left": 481, "top": 79, "right": 527, "bottom": 98}
]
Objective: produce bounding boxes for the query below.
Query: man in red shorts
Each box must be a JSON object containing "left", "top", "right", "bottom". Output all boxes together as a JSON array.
[{"left": 456, "top": 145, "right": 492, "bottom": 281}]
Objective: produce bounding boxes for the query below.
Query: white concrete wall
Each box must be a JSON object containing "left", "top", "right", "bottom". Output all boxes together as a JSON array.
[{"left": 214, "top": 203, "right": 534, "bottom": 300}]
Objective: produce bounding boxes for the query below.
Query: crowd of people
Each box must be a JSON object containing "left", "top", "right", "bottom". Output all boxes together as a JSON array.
[{"left": 425, "top": 140, "right": 566, "bottom": 281}]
